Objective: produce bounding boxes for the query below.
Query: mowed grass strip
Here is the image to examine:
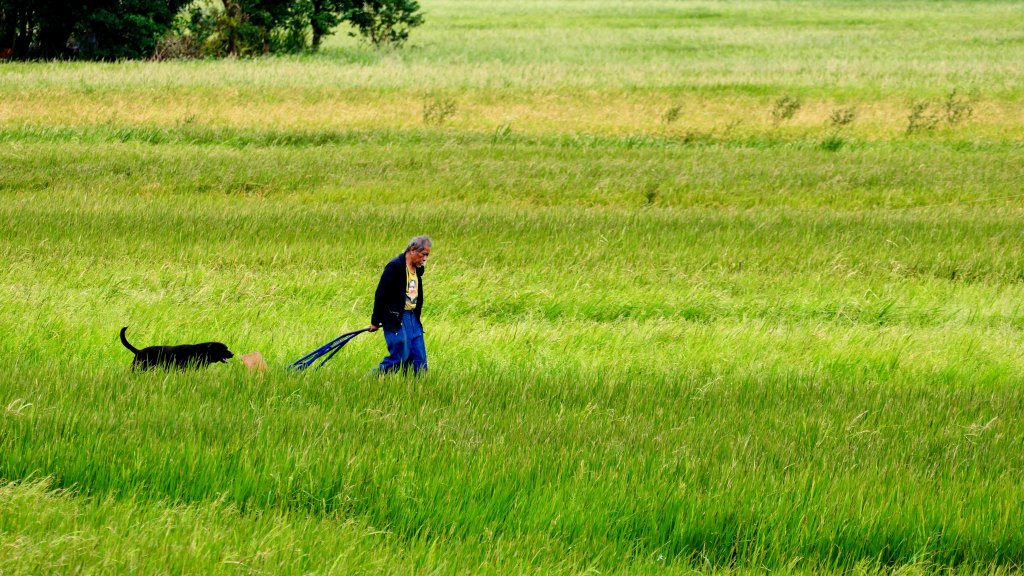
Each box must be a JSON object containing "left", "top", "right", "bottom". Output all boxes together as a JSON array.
[{"left": 3, "top": 135, "right": 1024, "bottom": 210}]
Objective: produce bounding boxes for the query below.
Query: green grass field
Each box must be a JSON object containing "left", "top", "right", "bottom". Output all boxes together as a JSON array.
[{"left": 2, "top": 1, "right": 1024, "bottom": 573}]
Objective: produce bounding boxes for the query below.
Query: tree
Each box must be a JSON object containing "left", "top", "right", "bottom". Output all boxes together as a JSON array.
[
  {"left": 77, "top": 0, "right": 191, "bottom": 59},
  {"left": 1, "top": 0, "right": 425, "bottom": 59},
  {"left": 0, "top": 0, "right": 31, "bottom": 57},
  {"left": 306, "top": 0, "right": 344, "bottom": 51},
  {"left": 244, "top": 0, "right": 299, "bottom": 54},
  {"left": 0, "top": 0, "right": 188, "bottom": 60},
  {"left": 0, "top": 0, "right": 82, "bottom": 59},
  {"left": 179, "top": 0, "right": 308, "bottom": 57},
  {"left": 341, "top": 0, "right": 423, "bottom": 49}
]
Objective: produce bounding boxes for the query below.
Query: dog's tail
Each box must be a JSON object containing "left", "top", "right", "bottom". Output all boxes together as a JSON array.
[{"left": 120, "top": 326, "right": 139, "bottom": 355}]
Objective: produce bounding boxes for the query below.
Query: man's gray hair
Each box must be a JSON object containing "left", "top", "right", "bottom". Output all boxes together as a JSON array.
[{"left": 407, "top": 235, "right": 433, "bottom": 252}]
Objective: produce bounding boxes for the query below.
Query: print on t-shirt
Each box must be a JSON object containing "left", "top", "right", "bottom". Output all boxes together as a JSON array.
[{"left": 405, "top": 266, "right": 418, "bottom": 310}]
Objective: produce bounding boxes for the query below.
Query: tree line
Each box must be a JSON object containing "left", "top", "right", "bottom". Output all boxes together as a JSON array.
[{"left": 0, "top": 0, "right": 423, "bottom": 60}]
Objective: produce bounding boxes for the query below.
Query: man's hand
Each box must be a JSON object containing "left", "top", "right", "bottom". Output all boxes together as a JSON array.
[{"left": 367, "top": 325, "right": 379, "bottom": 332}]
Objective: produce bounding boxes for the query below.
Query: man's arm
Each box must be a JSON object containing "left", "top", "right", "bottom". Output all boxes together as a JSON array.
[{"left": 369, "top": 261, "right": 397, "bottom": 331}]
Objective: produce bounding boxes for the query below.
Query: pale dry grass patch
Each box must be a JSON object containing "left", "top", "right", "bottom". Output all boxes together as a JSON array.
[{"left": 3, "top": 89, "right": 1022, "bottom": 138}]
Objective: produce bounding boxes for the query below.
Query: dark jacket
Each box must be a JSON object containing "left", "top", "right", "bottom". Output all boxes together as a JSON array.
[{"left": 371, "top": 252, "right": 424, "bottom": 332}]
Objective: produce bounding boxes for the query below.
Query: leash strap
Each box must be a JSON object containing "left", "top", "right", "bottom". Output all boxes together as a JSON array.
[{"left": 289, "top": 328, "right": 371, "bottom": 371}]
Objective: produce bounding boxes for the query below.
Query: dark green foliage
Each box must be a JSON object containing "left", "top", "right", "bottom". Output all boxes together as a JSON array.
[
  {"left": 0, "top": 0, "right": 78, "bottom": 59},
  {"left": 0, "top": 0, "right": 188, "bottom": 60},
  {"left": 80, "top": 0, "right": 192, "bottom": 60},
  {"left": 1, "top": 0, "right": 424, "bottom": 59},
  {"left": 164, "top": 0, "right": 310, "bottom": 57},
  {"left": 341, "top": 0, "right": 424, "bottom": 48},
  {"left": 243, "top": 0, "right": 303, "bottom": 54},
  {"left": 304, "top": 0, "right": 346, "bottom": 51}
]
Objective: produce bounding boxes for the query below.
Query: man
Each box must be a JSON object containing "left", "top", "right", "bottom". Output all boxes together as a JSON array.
[{"left": 368, "top": 236, "right": 431, "bottom": 374}]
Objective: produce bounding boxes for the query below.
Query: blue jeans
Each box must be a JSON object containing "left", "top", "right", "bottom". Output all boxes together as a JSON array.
[{"left": 377, "top": 310, "right": 427, "bottom": 375}]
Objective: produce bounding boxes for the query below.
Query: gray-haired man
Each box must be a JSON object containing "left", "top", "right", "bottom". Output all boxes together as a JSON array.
[{"left": 367, "top": 236, "right": 431, "bottom": 374}]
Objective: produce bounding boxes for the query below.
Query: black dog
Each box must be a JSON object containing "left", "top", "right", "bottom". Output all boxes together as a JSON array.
[{"left": 120, "top": 326, "right": 234, "bottom": 370}]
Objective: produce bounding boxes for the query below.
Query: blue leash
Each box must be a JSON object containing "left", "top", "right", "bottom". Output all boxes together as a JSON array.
[{"left": 290, "top": 328, "right": 371, "bottom": 371}]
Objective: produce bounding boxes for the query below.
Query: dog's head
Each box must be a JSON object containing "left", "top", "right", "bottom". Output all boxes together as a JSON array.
[{"left": 201, "top": 342, "right": 234, "bottom": 363}]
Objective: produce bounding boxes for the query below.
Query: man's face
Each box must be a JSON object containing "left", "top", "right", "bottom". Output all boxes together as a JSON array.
[{"left": 410, "top": 246, "right": 431, "bottom": 267}]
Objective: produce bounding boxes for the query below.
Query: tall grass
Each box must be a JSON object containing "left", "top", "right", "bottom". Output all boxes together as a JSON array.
[{"left": 2, "top": 0, "right": 1024, "bottom": 573}]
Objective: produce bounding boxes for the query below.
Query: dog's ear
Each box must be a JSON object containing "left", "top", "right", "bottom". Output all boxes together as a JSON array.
[{"left": 200, "top": 344, "right": 217, "bottom": 362}]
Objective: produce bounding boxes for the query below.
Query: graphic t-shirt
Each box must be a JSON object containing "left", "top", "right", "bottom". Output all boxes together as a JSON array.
[{"left": 405, "top": 266, "right": 418, "bottom": 310}]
